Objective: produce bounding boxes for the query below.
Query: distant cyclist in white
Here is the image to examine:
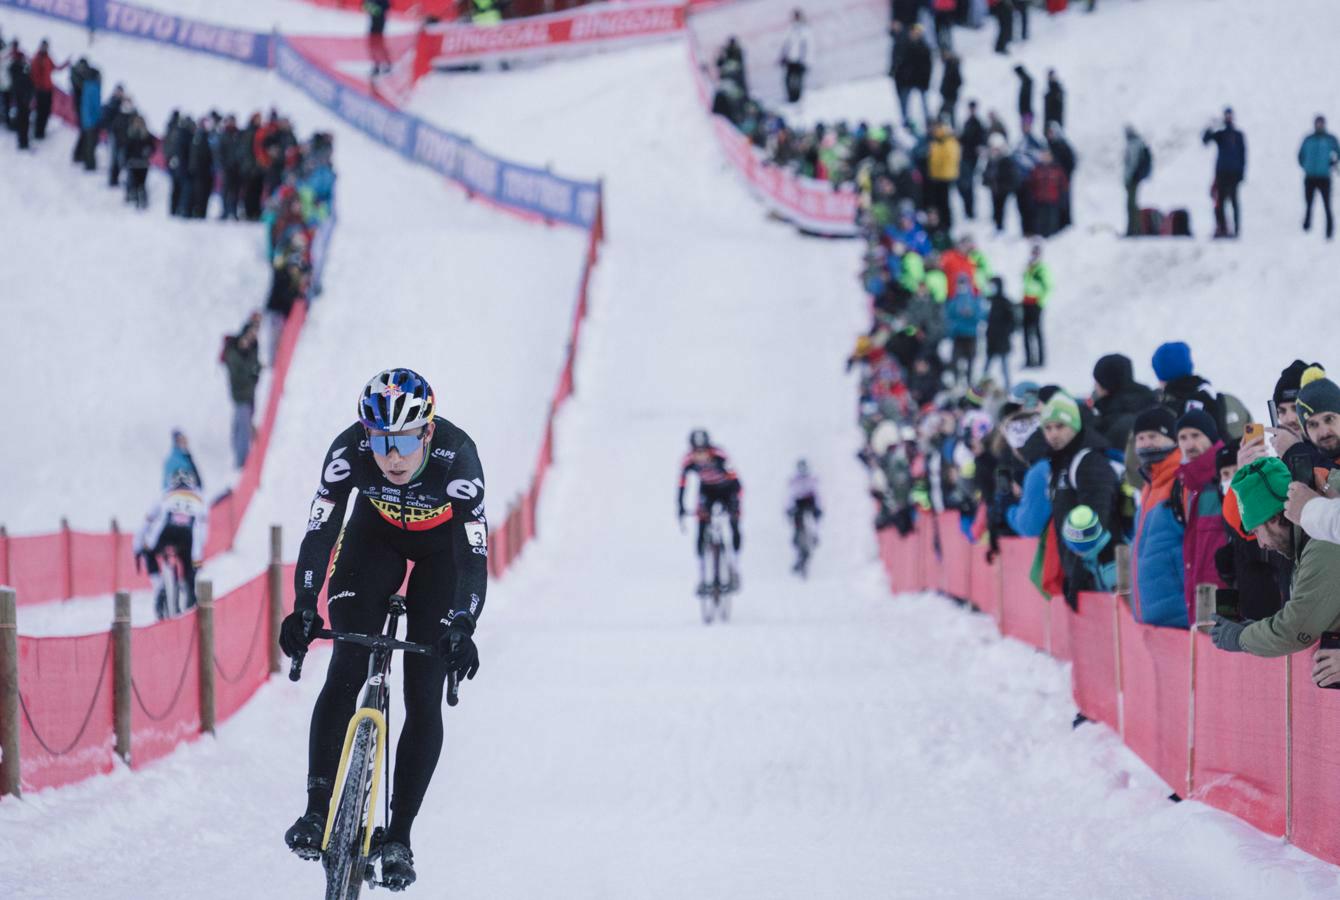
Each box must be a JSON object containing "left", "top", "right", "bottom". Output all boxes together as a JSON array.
[
  {"left": 134, "top": 470, "right": 208, "bottom": 616},
  {"left": 787, "top": 459, "right": 822, "bottom": 572},
  {"left": 779, "top": 8, "right": 813, "bottom": 104}
]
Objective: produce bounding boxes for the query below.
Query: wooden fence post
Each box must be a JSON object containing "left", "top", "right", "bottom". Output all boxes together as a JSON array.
[
  {"left": 268, "top": 526, "right": 283, "bottom": 675},
  {"left": 0, "top": 526, "right": 9, "bottom": 589},
  {"left": 0, "top": 588, "right": 20, "bottom": 798},
  {"left": 112, "top": 591, "right": 132, "bottom": 764},
  {"left": 197, "top": 580, "right": 216, "bottom": 735},
  {"left": 110, "top": 519, "right": 121, "bottom": 594},
  {"left": 1114, "top": 544, "right": 1132, "bottom": 604},
  {"left": 62, "top": 517, "right": 74, "bottom": 601},
  {"left": 1113, "top": 545, "right": 1131, "bottom": 738}
]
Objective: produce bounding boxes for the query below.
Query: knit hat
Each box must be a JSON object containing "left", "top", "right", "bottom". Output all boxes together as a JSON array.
[
  {"left": 1092, "top": 354, "right": 1133, "bottom": 393},
  {"left": 1230, "top": 457, "right": 1291, "bottom": 532},
  {"left": 1132, "top": 406, "right": 1176, "bottom": 440},
  {"left": 1215, "top": 438, "right": 1240, "bottom": 473},
  {"left": 1274, "top": 359, "right": 1321, "bottom": 405},
  {"left": 1151, "top": 341, "right": 1194, "bottom": 382},
  {"left": 1175, "top": 408, "right": 1219, "bottom": 443},
  {"left": 1062, "top": 505, "right": 1110, "bottom": 560},
  {"left": 1297, "top": 365, "right": 1340, "bottom": 423},
  {"left": 1011, "top": 381, "right": 1041, "bottom": 410},
  {"left": 1041, "top": 392, "right": 1082, "bottom": 432}
]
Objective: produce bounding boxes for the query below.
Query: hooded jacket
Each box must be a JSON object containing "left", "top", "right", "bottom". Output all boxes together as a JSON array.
[
  {"left": 1048, "top": 427, "right": 1120, "bottom": 604},
  {"left": 1091, "top": 354, "right": 1159, "bottom": 451},
  {"left": 1132, "top": 450, "right": 1186, "bottom": 626}
]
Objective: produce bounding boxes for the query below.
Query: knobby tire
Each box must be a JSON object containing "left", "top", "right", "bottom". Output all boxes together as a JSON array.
[{"left": 325, "top": 719, "right": 375, "bottom": 900}]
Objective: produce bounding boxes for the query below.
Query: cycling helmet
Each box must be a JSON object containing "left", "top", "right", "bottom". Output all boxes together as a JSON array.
[
  {"left": 689, "top": 429, "right": 711, "bottom": 450},
  {"left": 359, "top": 368, "right": 435, "bottom": 432}
]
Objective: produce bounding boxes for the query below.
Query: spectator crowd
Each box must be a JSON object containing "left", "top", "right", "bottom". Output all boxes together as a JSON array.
[{"left": 852, "top": 189, "right": 1340, "bottom": 685}]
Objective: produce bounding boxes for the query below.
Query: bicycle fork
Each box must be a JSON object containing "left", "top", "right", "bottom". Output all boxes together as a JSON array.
[{"left": 323, "top": 707, "right": 388, "bottom": 859}]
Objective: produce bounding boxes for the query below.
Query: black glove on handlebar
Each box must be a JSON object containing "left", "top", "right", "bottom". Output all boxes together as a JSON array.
[
  {"left": 279, "top": 594, "right": 323, "bottom": 660},
  {"left": 437, "top": 616, "right": 480, "bottom": 681}
]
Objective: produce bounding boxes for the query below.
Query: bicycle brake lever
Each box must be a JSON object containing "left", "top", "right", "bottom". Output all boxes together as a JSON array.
[{"left": 446, "top": 669, "right": 460, "bottom": 707}]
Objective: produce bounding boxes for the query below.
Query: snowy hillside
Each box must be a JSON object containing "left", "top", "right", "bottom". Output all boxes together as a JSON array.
[
  {"left": 6, "top": 1, "right": 1340, "bottom": 897},
  {"left": 0, "top": 10, "right": 586, "bottom": 557}
]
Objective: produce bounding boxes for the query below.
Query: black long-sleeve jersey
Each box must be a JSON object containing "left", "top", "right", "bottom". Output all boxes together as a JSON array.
[
  {"left": 677, "top": 447, "right": 741, "bottom": 513},
  {"left": 296, "top": 415, "right": 488, "bottom": 624}
]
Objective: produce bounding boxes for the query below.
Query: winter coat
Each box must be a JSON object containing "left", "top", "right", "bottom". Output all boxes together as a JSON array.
[
  {"left": 985, "top": 291, "right": 1015, "bottom": 356},
  {"left": 940, "top": 57, "right": 962, "bottom": 103},
  {"left": 1215, "top": 528, "right": 1288, "bottom": 621},
  {"left": 1175, "top": 445, "right": 1228, "bottom": 623},
  {"left": 30, "top": 50, "right": 60, "bottom": 92},
  {"left": 79, "top": 74, "right": 102, "bottom": 130},
  {"left": 1028, "top": 160, "right": 1068, "bottom": 205},
  {"left": 1202, "top": 124, "right": 1246, "bottom": 177},
  {"left": 1132, "top": 451, "right": 1187, "bottom": 627},
  {"left": 1014, "top": 66, "right": 1033, "bottom": 117},
  {"left": 1300, "top": 494, "right": 1340, "bottom": 544},
  {"left": 884, "top": 221, "right": 932, "bottom": 258},
  {"left": 123, "top": 130, "right": 154, "bottom": 170},
  {"left": 8, "top": 57, "right": 32, "bottom": 105},
  {"left": 1157, "top": 375, "right": 1221, "bottom": 429},
  {"left": 1124, "top": 132, "right": 1152, "bottom": 186},
  {"left": 163, "top": 446, "right": 202, "bottom": 490},
  {"left": 1048, "top": 428, "right": 1121, "bottom": 604},
  {"left": 1006, "top": 433, "right": 1053, "bottom": 536},
  {"left": 959, "top": 114, "right": 986, "bottom": 172},
  {"left": 940, "top": 249, "right": 976, "bottom": 295},
  {"left": 983, "top": 154, "right": 1018, "bottom": 194},
  {"left": 1298, "top": 131, "right": 1340, "bottom": 179},
  {"left": 897, "top": 38, "right": 933, "bottom": 91},
  {"left": 1043, "top": 80, "right": 1064, "bottom": 128},
  {"left": 928, "top": 127, "right": 961, "bottom": 182},
  {"left": 779, "top": 22, "right": 812, "bottom": 66},
  {"left": 1048, "top": 135, "right": 1076, "bottom": 178},
  {"left": 1241, "top": 472, "right": 1340, "bottom": 656},
  {"left": 188, "top": 130, "right": 214, "bottom": 178},
  {"left": 945, "top": 287, "right": 985, "bottom": 339},
  {"left": 1022, "top": 260, "right": 1052, "bottom": 306},
  {"left": 1091, "top": 356, "right": 1158, "bottom": 451},
  {"left": 223, "top": 334, "right": 262, "bottom": 406}
]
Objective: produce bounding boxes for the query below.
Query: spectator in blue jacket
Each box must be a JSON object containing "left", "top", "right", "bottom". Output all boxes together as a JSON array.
[
  {"left": 1299, "top": 115, "right": 1340, "bottom": 239},
  {"left": 1130, "top": 406, "right": 1187, "bottom": 627},
  {"left": 1202, "top": 106, "right": 1246, "bottom": 238},
  {"left": 1006, "top": 428, "right": 1052, "bottom": 537},
  {"left": 946, "top": 274, "right": 985, "bottom": 385},
  {"left": 883, "top": 210, "right": 932, "bottom": 258},
  {"left": 77, "top": 64, "right": 102, "bottom": 171}
]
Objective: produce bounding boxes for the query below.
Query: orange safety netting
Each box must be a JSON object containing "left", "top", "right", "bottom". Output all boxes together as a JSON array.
[
  {"left": 1067, "top": 591, "right": 1119, "bottom": 731},
  {"left": 1288, "top": 651, "right": 1340, "bottom": 864},
  {"left": 212, "top": 573, "right": 275, "bottom": 724},
  {"left": 998, "top": 538, "right": 1048, "bottom": 652},
  {"left": 1117, "top": 602, "right": 1191, "bottom": 794}
]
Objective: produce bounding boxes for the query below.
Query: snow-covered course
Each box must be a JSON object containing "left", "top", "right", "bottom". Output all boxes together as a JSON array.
[{"left": 5, "top": 0, "right": 1340, "bottom": 896}]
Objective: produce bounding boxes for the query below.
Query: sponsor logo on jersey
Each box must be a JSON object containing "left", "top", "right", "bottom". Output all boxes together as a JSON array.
[
  {"left": 469, "top": 594, "right": 480, "bottom": 615},
  {"left": 369, "top": 497, "right": 455, "bottom": 531},
  {"left": 324, "top": 446, "right": 351, "bottom": 483},
  {"left": 470, "top": 502, "right": 485, "bottom": 517},
  {"left": 447, "top": 477, "right": 483, "bottom": 500},
  {"left": 330, "top": 590, "right": 356, "bottom": 604},
  {"left": 432, "top": 447, "right": 456, "bottom": 462}
]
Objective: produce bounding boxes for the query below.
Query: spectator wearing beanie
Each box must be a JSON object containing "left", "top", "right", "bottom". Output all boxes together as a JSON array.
[
  {"left": 1042, "top": 391, "right": 1121, "bottom": 607},
  {"left": 1062, "top": 505, "right": 1117, "bottom": 592},
  {"left": 1174, "top": 408, "right": 1227, "bottom": 625},
  {"left": 1240, "top": 359, "right": 1321, "bottom": 469},
  {"left": 1090, "top": 352, "right": 1157, "bottom": 458},
  {"left": 1152, "top": 340, "right": 1223, "bottom": 429},
  {"left": 1213, "top": 457, "right": 1340, "bottom": 659},
  {"left": 1275, "top": 366, "right": 1340, "bottom": 480},
  {"left": 1130, "top": 406, "right": 1187, "bottom": 626},
  {"left": 1215, "top": 438, "right": 1289, "bottom": 621}
]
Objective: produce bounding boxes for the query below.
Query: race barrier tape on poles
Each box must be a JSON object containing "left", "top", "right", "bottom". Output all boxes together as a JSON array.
[{"left": 876, "top": 513, "right": 1340, "bottom": 864}]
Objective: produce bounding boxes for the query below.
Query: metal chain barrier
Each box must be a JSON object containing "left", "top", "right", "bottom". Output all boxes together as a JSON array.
[
  {"left": 16, "top": 635, "right": 113, "bottom": 757},
  {"left": 129, "top": 629, "right": 198, "bottom": 723},
  {"left": 212, "top": 595, "right": 269, "bottom": 686}
]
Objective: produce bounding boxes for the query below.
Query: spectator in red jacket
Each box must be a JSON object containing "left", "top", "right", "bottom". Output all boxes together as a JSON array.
[
  {"left": 1027, "top": 149, "right": 1069, "bottom": 238},
  {"left": 30, "top": 39, "right": 67, "bottom": 141},
  {"left": 1174, "top": 408, "right": 1227, "bottom": 624}
]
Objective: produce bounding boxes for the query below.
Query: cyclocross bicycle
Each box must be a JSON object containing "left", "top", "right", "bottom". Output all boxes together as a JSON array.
[
  {"left": 289, "top": 594, "right": 459, "bottom": 899},
  {"left": 698, "top": 505, "right": 736, "bottom": 625}
]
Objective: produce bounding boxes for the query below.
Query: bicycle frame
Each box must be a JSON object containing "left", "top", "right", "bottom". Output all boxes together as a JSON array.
[{"left": 322, "top": 655, "right": 392, "bottom": 859}]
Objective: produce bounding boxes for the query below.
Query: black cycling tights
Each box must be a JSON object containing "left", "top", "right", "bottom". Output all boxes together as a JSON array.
[{"left": 306, "top": 520, "right": 453, "bottom": 849}]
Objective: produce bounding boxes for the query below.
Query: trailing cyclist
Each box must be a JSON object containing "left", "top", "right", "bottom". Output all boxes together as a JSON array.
[
  {"left": 787, "top": 459, "right": 822, "bottom": 573},
  {"left": 278, "top": 368, "right": 487, "bottom": 892},
  {"left": 677, "top": 429, "right": 743, "bottom": 594},
  {"left": 134, "top": 470, "right": 208, "bottom": 617}
]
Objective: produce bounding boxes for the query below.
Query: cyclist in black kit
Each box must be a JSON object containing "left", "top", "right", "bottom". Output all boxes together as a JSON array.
[
  {"left": 677, "top": 429, "right": 743, "bottom": 593},
  {"left": 278, "top": 368, "right": 487, "bottom": 892}
]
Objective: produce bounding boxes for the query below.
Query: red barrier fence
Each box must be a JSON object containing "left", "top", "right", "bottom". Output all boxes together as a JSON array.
[{"left": 878, "top": 512, "right": 1340, "bottom": 867}]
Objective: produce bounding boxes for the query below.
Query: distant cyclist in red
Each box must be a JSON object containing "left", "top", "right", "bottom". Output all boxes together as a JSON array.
[{"left": 677, "top": 429, "right": 743, "bottom": 593}]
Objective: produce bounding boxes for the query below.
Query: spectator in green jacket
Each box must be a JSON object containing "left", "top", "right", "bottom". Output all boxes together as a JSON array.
[
  {"left": 1298, "top": 115, "right": 1340, "bottom": 239},
  {"left": 1021, "top": 241, "right": 1051, "bottom": 368},
  {"left": 1211, "top": 458, "right": 1340, "bottom": 658}
]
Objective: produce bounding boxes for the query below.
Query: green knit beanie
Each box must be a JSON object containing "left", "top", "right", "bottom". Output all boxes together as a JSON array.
[
  {"left": 1230, "top": 457, "right": 1291, "bottom": 532},
  {"left": 1041, "top": 392, "right": 1082, "bottom": 432}
]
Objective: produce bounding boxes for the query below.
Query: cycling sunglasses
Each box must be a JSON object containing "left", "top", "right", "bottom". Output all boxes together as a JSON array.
[{"left": 366, "top": 428, "right": 427, "bottom": 457}]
